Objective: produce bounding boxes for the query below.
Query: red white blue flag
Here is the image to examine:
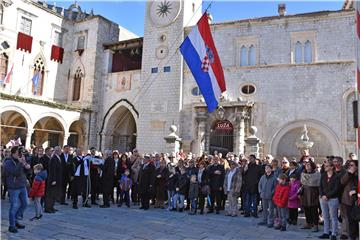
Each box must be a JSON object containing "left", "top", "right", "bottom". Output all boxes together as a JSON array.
[{"left": 180, "top": 13, "right": 226, "bottom": 112}]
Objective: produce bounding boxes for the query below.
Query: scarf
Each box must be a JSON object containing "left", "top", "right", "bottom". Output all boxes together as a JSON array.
[{"left": 301, "top": 171, "right": 321, "bottom": 187}]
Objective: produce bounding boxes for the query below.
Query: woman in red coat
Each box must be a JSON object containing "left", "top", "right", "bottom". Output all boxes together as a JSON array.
[
  {"left": 273, "top": 173, "right": 290, "bottom": 231},
  {"left": 28, "top": 164, "right": 47, "bottom": 220}
]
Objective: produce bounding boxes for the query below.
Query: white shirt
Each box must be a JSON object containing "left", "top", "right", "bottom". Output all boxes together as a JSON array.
[
  {"left": 227, "top": 168, "right": 236, "bottom": 192},
  {"left": 75, "top": 156, "right": 89, "bottom": 176},
  {"left": 198, "top": 168, "right": 204, "bottom": 184},
  {"left": 64, "top": 153, "right": 69, "bottom": 163}
]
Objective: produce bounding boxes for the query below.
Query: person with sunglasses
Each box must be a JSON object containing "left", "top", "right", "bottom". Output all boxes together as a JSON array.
[{"left": 319, "top": 161, "right": 340, "bottom": 240}]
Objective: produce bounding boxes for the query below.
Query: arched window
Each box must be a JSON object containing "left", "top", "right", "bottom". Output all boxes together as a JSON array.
[
  {"left": 240, "top": 45, "right": 247, "bottom": 66},
  {"left": 304, "top": 40, "right": 312, "bottom": 63},
  {"left": 294, "top": 41, "right": 302, "bottom": 64},
  {"left": 32, "top": 57, "right": 45, "bottom": 96},
  {"left": 72, "top": 67, "right": 82, "bottom": 101},
  {"left": 0, "top": 53, "right": 8, "bottom": 82},
  {"left": 248, "top": 45, "right": 255, "bottom": 66}
]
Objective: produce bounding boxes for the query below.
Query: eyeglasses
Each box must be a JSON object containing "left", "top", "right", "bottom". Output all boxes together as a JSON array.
[
  {"left": 324, "top": 165, "right": 331, "bottom": 168},
  {"left": 349, "top": 164, "right": 356, "bottom": 167}
]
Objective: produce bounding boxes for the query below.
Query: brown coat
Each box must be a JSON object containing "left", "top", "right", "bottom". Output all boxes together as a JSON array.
[
  {"left": 223, "top": 168, "right": 242, "bottom": 197},
  {"left": 300, "top": 171, "right": 320, "bottom": 207},
  {"left": 340, "top": 171, "right": 358, "bottom": 206}
]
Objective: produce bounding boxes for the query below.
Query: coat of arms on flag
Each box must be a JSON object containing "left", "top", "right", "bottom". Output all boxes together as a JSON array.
[{"left": 201, "top": 46, "right": 214, "bottom": 72}]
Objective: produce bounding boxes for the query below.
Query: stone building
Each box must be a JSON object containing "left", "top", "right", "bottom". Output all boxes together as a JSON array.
[{"left": 1, "top": 0, "right": 357, "bottom": 160}]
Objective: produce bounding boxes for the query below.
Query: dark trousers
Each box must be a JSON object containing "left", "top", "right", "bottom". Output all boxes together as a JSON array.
[
  {"left": 120, "top": 190, "right": 130, "bottom": 206},
  {"left": 140, "top": 193, "right": 150, "bottom": 209},
  {"left": 244, "top": 192, "right": 258, "bottom": 214},
  {"left": 288, "top": 208, "right": 298, "bottom": 223},
  {"left": 346, "top": 205, "right": 359, "bottom": 240},
  {"left": 131, "top": 183, "right": 139, "bottom": 203},
  {"left": 210, "top": 190, "right": 222, "bottom": 212},
  {"left": 45, "top": 193, "right": 56, "bottom": 211},
  {"left": 198, "top": 193, "right": 206, "bottom": 212},
  {"left": 72, "top": 176, "right": 88, "bottom": 205},
  {"left": 103, "top": 190, "right": 111, "bottom": 207},
  {"left": 304, "top": 206, "right": 319, "bottom": 225},
  {"left": 60, "top": 178, "right": 70, "bottom": 203}
]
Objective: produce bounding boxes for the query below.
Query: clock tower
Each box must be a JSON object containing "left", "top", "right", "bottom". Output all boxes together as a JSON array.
[{"left": 137, "top": 0, "right": 202, "bottom": 153}]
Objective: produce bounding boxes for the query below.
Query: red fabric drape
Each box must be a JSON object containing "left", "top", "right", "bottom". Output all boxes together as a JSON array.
[
  {"left": 51, "top": 45, "right": 64, "bottom": 63},
  {"left": 16, "top": 32, "right": 33, "bottom": 53}
]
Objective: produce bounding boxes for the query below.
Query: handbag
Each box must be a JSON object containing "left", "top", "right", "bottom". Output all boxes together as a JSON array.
[{"left": 349, "top": 204, "right": 360, "bottom": 221}]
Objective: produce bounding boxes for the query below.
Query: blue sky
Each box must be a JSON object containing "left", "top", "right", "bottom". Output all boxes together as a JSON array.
[{"left": 53, "top": 1, "right": 344, "bottom": 36}]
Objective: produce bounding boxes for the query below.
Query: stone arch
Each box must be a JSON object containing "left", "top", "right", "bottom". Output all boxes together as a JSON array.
[
  {"left": 100, "top": 99, "right": 138, "bottom": 151},
  {"left": 0, "top": 109, "right": 30, "bottom": 146},
  {"left": 342, "top": 88, "right": 356, "bottom": 141},
  {"left": 32, "top": 112, "right": 67, "bottom": 131},
  {"left": 0, "top": 105, "right": 32, "bottom": 127},
  {"left": 270, "top": 119, "right": 341, "bottom": 159}
]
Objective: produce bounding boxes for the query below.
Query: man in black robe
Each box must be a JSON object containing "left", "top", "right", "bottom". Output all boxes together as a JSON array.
[
  {"left": 138, "top": 154, "right": 155, "bottom": 210},
  {"left": 44, "top": 146, "right": 62, "bottom": 213},
  {"left": 100, "top": 150, "right": 115, "bottom": 208}
]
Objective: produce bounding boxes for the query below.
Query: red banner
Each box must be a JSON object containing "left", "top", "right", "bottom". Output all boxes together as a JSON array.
[
  {"left": 16, "top": 32, "right": 32, "bottom": 53},
  {"left": 51, "top": 45, "right": 64, "bottom": 63},
  {"left": 213, "top": 120, "right": 233, "bottom": 131}
]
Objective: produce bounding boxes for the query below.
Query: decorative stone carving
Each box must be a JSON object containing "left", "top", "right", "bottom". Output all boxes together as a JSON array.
[
  {"left": 164, "top": 124, "right": 182, "bottom": 157},
  {"left": 245, "top": 125, "right": 261, "bottom": 158}
]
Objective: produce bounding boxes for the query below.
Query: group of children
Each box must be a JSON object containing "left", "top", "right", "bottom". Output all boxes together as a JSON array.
[{"left": 258, "top": 164, "right": 301, "bottom": 231}]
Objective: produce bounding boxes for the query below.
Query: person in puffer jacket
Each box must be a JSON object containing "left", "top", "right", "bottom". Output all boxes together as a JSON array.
[
  {"left": 258, "top": 165, "right": 277, "bottom": 227},
  {"left": 287, "top": 173, "right": 301, "bottom": 225},
  {"left": 273, "top": 173, "right": 290, "bottom": 231},
  {"left": 28, "top": 164, "right": 47, "bottom": 221},
  {"left": 173, "top": 167, "right": 189, "bottom": 212}
]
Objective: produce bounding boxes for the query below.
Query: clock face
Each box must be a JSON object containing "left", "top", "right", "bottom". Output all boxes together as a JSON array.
[{"left": 149, "top": 0, "right": 181, "bottom": 27}]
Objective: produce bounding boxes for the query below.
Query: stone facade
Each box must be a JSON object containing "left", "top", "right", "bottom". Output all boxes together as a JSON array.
[{"left": 1, "top": 0, "right": 357, "bottom": 159}]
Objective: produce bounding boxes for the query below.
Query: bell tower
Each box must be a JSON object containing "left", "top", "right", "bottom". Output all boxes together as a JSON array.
[{"left": 137, "top": 0, "right": 202, "bottom": 153}]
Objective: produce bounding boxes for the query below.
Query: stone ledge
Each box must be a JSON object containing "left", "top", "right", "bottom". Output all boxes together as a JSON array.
[{"left": 0, "top": 92, "right": 92, "bottom": 112}]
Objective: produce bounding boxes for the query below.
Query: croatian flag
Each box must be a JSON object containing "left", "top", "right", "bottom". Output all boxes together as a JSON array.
[
  {"left": 32, "top": 72, "right": 40, "bottom": 95},
  {"left": 2, "top": 64, "right": 13, "bottom": 84},
  {"left": 180, "top": 13, "right": 226, "bottom": 112}
]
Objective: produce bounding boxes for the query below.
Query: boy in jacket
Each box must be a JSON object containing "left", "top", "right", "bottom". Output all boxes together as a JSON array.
[
  {"left": 258, "top": 165, "right": 277, "bottom": 227},
  {"left": 273, "top": 173, "right": 290, "bottom": 231},
  {"left": 174, "top": 167, "right": 189, "bottom": 212},
  {"left": 29, "top": 164, "right": 47, "bottom": 220}
]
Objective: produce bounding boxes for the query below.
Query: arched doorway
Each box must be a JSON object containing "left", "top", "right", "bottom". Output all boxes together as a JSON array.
[
  {"left": 103, "top": 106, "right": 137, "bottom": 152},
  {"left": 68, "top": 120, "right": 85, "bottom": 148},
  {"left": 210, "top": 120, "right": 234, "bottom": 156},
  {"left": 270, "top": 120, "right": 341, "bottom": 160},
  {"left": 0, "top": 111, "right": 28, "bottom": 146},
  {"left": 32, "top": 117, "right": 64, "bottom": 147}
]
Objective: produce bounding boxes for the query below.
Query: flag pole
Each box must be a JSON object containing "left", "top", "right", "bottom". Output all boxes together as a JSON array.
[{"left": 355, "top": 0, "right": 360, "bottom": 209}]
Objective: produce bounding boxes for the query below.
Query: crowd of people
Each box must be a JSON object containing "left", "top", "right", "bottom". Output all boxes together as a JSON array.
[{"left": 1, "top": 145, "right": 359, "bottom": 240}]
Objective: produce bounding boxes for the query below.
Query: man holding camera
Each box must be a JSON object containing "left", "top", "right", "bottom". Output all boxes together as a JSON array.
[{"left": 4, "top": 146, "right": 31, "bottom": 233}]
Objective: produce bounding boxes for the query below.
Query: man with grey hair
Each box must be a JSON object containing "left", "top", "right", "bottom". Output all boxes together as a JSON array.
[
  {"left": 45, "top": 146, "right": 63, "bottom": 213},
  {"left": 100, "top": 150, "right": 115, "bottom": 208}
]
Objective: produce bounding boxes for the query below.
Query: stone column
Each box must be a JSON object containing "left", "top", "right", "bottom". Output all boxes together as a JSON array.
[
  {"left": 235, "top": 110, "right": 247, "bottom": 155},
  {"left": 25, "top": 128, "right": 34, "bottom": 149},
  {"left": 195, "top": 113, "right": 207, "bottom": 156},
  {"left": 63, "top": 132, "right": 70, "bottom": 146}
]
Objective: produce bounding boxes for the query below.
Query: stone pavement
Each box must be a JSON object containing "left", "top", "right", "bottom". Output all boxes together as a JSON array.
[{"left": 1, "top": 199, "right": 321, "bottom": 240}]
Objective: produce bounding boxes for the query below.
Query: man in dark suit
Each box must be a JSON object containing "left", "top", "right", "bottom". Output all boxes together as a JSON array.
[
  {"left": 59, "top": 145, "right": 73, "bottom": 205},
  {"left": 40, "top": 147, "right": 52, "bottom": 172},
  {"left": 44, "top": 146, "right": 63, "bottom": 213},
  {"left": 208, "top": 155, "right": 225, "bottom": 214},
  {"left": 100, "top": 150, "right": 115, "bottom": 208},
  {"left": 138, "top": 154, "right": 155, "bottom": 210}
]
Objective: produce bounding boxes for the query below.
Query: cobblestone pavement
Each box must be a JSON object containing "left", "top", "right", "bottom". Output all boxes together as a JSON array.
[{"left": 1, "top": 199, "right": 321, "bottom": 240}]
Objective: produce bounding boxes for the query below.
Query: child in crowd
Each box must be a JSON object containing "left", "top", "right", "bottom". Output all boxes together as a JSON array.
[
  {"left": 188, "top": 174, "right": 199, "bottom": 215},
  {"left": 118, "top": 169, "right": 132, "bottom": 208},
  {"left": 258, "top": 164, "right": 277, "bottom": 227},
  {"left": 287, "top": 173, "right": 301, "bottom": 225},
  {"left": 273, "top": 173, "right": 290, "bottom": 231},
  {"left": 173, "top": 167, "right": 189, "bottom": 212},
  {"left": 28, "top": 164, "right": 47, "bottom": 221}
]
